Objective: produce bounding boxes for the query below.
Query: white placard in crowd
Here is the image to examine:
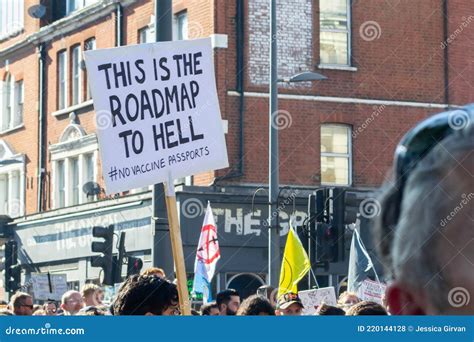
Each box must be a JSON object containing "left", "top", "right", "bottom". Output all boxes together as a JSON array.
[
  {"left": 31, "top": 273, "right": 68, "bottom": 301},
  {"left": 357, "top": 279, "right": 387, "bottom": 304},
  {"left": 84, "top": 38, "right": 228, "bottom": 194},
  {"left": 298, "top": 286, "right": 337, "bottom": 315}
]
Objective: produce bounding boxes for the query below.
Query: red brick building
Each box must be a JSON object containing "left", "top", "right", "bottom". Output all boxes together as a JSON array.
[{"left": 0, "top": 0, "right": 472, "bottom": 294}]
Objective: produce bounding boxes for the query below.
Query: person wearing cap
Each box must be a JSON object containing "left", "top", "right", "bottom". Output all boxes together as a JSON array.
[{"left": 275, "top": 293, "right": 304, "bottom": 316}]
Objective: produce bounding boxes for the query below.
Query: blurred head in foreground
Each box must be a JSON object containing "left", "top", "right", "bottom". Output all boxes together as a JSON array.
[{"left": 375, "top": 105, "right": 474, "bottom": 315}]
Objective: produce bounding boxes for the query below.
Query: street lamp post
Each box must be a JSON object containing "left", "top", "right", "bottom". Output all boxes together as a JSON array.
[
  {"left": 268, "top": 0, "right": 326, "bottom": 287},
  {"left": 151, "top": 0, "right": 174, "bottom": 277},
  {"left": 268, "top": 0, "right": 279, "bottom": 288}
]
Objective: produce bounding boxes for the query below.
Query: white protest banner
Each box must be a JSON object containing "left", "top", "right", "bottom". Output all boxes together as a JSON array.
[
  {"left": 84, "top": 38, "right": 228, "bottom": 194},
  {"left": 31, "top": 273, "right": 68, "bottom": 301},
  {"left": 298, "top": 286, "right": 337, "bottom": 315},
  {"left": 357, "top": 279, "right": 387, "bottom": 304}
]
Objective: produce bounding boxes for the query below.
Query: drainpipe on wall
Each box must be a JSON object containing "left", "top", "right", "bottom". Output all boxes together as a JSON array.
[
  {"left": 37, "top": 43, "right": 46, "bottom": 212},
  {"left": 115, "top": 3, "right": 123, "bottom": 47},
  {"left": 442, "top": 0, "right": 450, "bottom": 105},
  {"left": 211, "top": 0, "right": 245, "bottom": 185}
]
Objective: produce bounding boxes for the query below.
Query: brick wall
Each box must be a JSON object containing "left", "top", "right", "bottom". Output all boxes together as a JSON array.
[
  {"left": 247, "top": 0, "right": 313, "bottom": 87},
  {"left": 0, "top": 46, "right": 39, "bottom": 214},
  {"left": 1, "top": 0, "right": 472, "bottom": 216},
  {"left": 446, "top": 0, "right": 474, "bottom": 104}
]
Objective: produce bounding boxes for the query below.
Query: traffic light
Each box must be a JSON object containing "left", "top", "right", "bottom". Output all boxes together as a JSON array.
[
  {"left": 127, "top": 256, "right": 143, "bottom": 277},
  {"left": 310, "top": 188, "right": 346, "bottom": 263},
  {"left": 3, "top": 241, "right": 21, "bottom": 293},
  {"left": 90, "top": 225, "right": 115, "bottom": 285},
  {"left": 115, "top": 232, "right": 126, "bottom": 283},
  {"left": 331, "top": 187, "right": 346, "bottom": 263},
  {"left": 315, "top": 222, "right": 339, "bottom": 263}
]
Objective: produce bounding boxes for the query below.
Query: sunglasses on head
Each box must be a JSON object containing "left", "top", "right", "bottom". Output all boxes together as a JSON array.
[{"left": 390, "top": 104, "right": 473, "bottom": 226}]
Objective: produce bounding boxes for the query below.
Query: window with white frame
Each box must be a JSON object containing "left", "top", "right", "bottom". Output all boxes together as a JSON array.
[
  {"left": 66, "top": 0, "right": 99, "bottom": 16},
  {"left": 0, "top": 140, "right": 25, "bottom": 217},
  {"left": 84, "top": 37, "right": 96, "bottom": 100},
  {"left": 14, "top": 80, "right": 23, "bottom": 127},
  {"left": 0, "top": 0, "right": 24, "bottom": 40},
  {"left": 57, "top": 159, "right": 66, "bottom": 207},
  {"left": 174, "top": 11, "right": 188, "bottom": 40},
  {"left": 71, "top": 45, "right": 82, "bottom": 106},
  {"left": 319, "top": 0, "right": 351, "bottom": 66},
  {"left": 58, "top": 50, "right": 68, "bottom": 110},
  {"left": 2, "top": 73, "right": 12, "bottom": 131},
  {"left": 138, "top": 26, "right": 152, "bottom": 44},
  {"left": 71, "top": 157, "right": 80, "bottom": 205},
  {"left": 1, "top": 73, "right": 23, "bottom": 132},
  {"left": 320, "top": 124, "right": 351, "bottom": 185},
  {"left": 50, "top": 118, "right": 98, "bottom": 208}
]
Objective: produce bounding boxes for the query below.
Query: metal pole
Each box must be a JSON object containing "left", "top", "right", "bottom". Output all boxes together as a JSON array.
[
  {"left": 268, "top": 0, "right": 280, "bottom": 287},
  {"left": 152, "top": 0, "right": 174, "bottom": 278},
  {"left": 155, "top": 0, "right": 172, "bottom": 42}
]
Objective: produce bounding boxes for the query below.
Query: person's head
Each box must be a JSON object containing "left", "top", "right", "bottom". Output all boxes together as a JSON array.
[
  {"left": 337, "top": 291, "right": 361, "bottom": 311},
  {"left": 200, "top": 302, "right": 220, "bottom": 316},
  {"left": 256, "top": 285, "right": 277, "bottom": 308},
  {"left": 375, "top": 106, "right": 474, "bottom": 315},
  {"left": 10, "top": 292, "right": 33, "bottom": 316},
  {"left": 275, "top": 293, "right": 304, "bottom": 316},
  {"left": 113, "top": 275, "right": 179, "bottom": 315},
  {"left": 141, "top": 267, "right": 166, "bottom": 279},
  {"left": 346, "top": 301, "right": 388, "bottom": 315},
  {"left": 316, "top": 303, "right": 346, "bottom": 316},
  {"left": 32, "top": 304, "right": 42, "bottom": 314},
  {"left": 81, "top": 283, "right": 102, "bottom": 306},
  {"left": 32, "top": 309, "right": 47, "bottom": 316},
  {"left": 43, "top": 301, "right": 57, "bottom": 315},
  {"left": 61, "top": 290, "right": 84, "bottom": 315},
  {"left": 216, "top": 289, "right": 240, "bottom": 315},
  {"left": 236, "top": 295, "right": 275, "bottom": 316}
]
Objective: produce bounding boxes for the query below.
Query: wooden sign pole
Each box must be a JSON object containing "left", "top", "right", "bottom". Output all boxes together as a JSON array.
[{"left": 164, "top": 181, "right": 191, "bottom": 316}]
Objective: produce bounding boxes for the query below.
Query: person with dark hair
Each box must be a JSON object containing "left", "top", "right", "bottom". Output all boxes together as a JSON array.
[
  {"left": 113, "top": 275, "right": 179, "bottom": 315},
  {"left": 236, "top": 295, "right": 275, "bottom": 316},
  {"left": 256, "top": 285, "right": 277, "bottom": 308},
  {"left": 315, "top": 303, "right": 346, "bottom": 316},
  {"left": 275, "top": 293, "right": 304, "bottom": 316},
  {"left": 200, "top": 302, "right": 219, "bottom": 316},
  {"left": 346, "top": 301, "right": 388, "bottom": 315},
  {"left": 216, "top": 289, "right": 240, "bottom": 315},
  {"left": 43, "top": 301, "right": 57, "bottom": 315},
  {"left": 10, "top": 292, "right": 33, "bottom": 316},
  {"left": 374, "top": 105, "right": 474, "bottom": 315}
]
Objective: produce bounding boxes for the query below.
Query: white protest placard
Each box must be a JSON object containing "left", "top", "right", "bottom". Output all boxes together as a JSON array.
[
  {"left": 298, "top": 286, "right": 337, "bottom": 315},
  {"left": 84, "top": 38, "right": 228, "bottom": 194},
  {"left": 31, "top": 274, "right": 68, "bottom": 301},
  {"left": 357, "top": 279, "right": 387, "bottom": 304}
]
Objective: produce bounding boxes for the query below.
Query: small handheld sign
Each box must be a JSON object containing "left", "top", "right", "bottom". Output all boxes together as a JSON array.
[{"left": 85, "top": 38, "right": 228, "bottom": 315}]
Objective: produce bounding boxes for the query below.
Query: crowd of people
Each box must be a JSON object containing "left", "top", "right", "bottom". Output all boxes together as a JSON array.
[{"left": 0, "top": 268, "right": 387, "bottom": 316}]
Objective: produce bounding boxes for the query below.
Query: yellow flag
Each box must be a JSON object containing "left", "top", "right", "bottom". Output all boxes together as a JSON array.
[{"left": 278, "top": 225, "right": 311, "bottom": 297}]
